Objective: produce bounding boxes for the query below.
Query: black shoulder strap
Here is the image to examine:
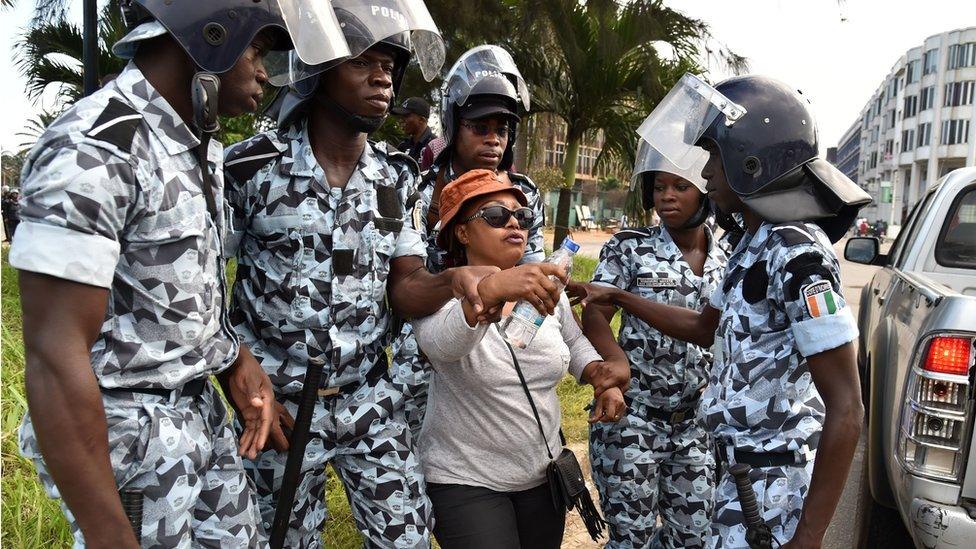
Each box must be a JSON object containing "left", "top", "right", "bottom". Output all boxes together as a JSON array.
[
  {"left": 224, "top": 133, "right": 285, "bottom": 184},
  {"left": 770, "top": 222, "right": 817, "bottom": 246},
  {"left": 502, "top": 333, "right": 556, "bottom": 460},
  {"left": 613, "top": 228, "right": 654, "bottom": 242},
  {"left": 86, "top": 98, "right": 142, "bottom": 153}
]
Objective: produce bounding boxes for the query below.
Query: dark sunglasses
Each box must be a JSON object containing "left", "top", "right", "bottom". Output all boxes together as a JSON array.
[
  {"left": 460, "top": 121, "right": 512, "bottom": 138},
  {"left": 463, "top": 205, "right": 535, "bottom": 229}
]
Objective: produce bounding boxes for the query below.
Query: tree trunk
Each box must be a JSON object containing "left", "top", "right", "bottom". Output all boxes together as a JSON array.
[{"left": 553, "top": 136, "right": 581, "bottom": 248}]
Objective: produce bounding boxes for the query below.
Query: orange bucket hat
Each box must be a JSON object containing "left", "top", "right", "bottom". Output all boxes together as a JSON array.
[{"left": 436, "top": 169, "right": 528, "bottom": 248}]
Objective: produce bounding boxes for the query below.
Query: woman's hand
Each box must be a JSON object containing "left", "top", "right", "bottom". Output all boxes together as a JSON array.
[
  {"left": 567, "top": 281, "right": 621, "bottom": 308},
  {"left": 477, "top": 263, "right": 568, "bottom": 316},
  {"left": 588, "top": 386, "right": 627, "bottom": 423}
]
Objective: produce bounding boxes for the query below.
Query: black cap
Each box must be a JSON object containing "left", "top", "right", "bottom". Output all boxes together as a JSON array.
[
  {"left": 458, "top": 96, "right": 519, "bottom": 122},
  {"left": 391, "top": 97, "right": 431, "bottom": 118}
]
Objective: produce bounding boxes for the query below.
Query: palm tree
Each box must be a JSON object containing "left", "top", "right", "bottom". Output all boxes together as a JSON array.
[
  {"left": 510, "top": 0, "right": 746, "bottom": 245},
  {"left": 15, "top": 2, "right": 126, "bottom": 106}
]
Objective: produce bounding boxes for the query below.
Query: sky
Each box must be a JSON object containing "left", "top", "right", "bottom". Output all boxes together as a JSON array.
[{"left": 1, "top": 0, "right": 976, "bottom": 154}]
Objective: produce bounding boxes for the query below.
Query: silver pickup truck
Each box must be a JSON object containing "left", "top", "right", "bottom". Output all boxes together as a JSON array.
[{"left": 845, "top": 166, "right": 976, "bottom": 548}]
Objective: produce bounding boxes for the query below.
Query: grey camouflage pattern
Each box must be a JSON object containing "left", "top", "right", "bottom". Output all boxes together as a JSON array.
[
  {"left": 244, "top": 377, "right": 431, "bottom": 548},
  {"left": 9, "top": 62, "right": 239, "bottom": 390},
  {"left": 391, "top": 162, "right": 546, "bottom": 440},
  {"left": 589, "top": 226, "right": 725, "bottom": 548},
  {"left": 701, "top": 221, "right": 856, "bottom": 546},
  {"left": 20, "top": 386, "right": 264, "bottom": 548},
  {"left": 710, "top": 461, "right": 814, "bottom": 548},
  {"left": 224, "top": 120, "right": 426, "bottom": 393},
  {"left": 224, "top": 120, "right": 431, "bottom": 545},
  {"left": 700, "top": 221, "right": 857, "bottom": 454},
  {"left": 590, "top": 406, "right": 715, "bottom": 549}
]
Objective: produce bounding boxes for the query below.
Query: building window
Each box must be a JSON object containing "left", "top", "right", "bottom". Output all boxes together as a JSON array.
[
  {"left": 947, "top": 42, "right": 976, "bottom": 70},
  {"left": 923, "top": 48, "right": 939, "bottom": 74},
  {"left": 920, "top": 86, "right": 935, "bottom": 110},
  {"left": 546, "top": 142, "right": 566, "bottom": 168},
  {"left": 869, "top": 151, "right": 878, "bottom": 169},
  {"left": 917, "top": 122, "right": 932, "bottom": 147},
  {"left": 884, "top": 139, "right": 894, "bottom": 156},
  {"left": 902, "top": 95, "right": 918, "bottom": 118},
  {"left": 870, "top": 126, "right": 879, "bottom": 144},
  {"left": 875, "top": 94, "right": 884, "bottom": 115},
  {"left": 940, "top": 119, "right": 971, "bottom": 145},
  {"left": 943, "top": 81, "right": 975, "bottom": 107},
  {"left": 906, "top": 60, "right": 921, "bottom": 84},
  {"left": 901, "top": 129, "right": 915, "bottom": 152},
  {"left": 887, "top": 109, "right": 896, "bottom": 129}
]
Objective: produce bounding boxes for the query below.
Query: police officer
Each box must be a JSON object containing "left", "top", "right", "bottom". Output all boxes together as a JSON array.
[
  {"left": 223, "top": 2, "right": 565, "bottom": 546},
  {"left": 392, "top": 96, "right": 435, "bottom": 162},
  {"left": 572, "top": 73, "right": 870, "bottom": 548},
  {"left": 10, "top": 1, "right": 299, "bottom": 546},
  {"left": 572, "top": 142, "right": 727, "bottom": 548},
  {"left": 391, "top": 45, "right": 549, "bottom": 441}
]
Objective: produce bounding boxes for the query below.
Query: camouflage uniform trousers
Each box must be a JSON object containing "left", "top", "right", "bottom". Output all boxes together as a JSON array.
[
  {"left": 710, "top": 458, "right": 814, "bottom": 548},
  {"left": 390, "top": 322, "right": 430, "bottom": 443},
  {"left": 19, "top": 384, "right": 264, "bottom": 548},
  {"left": 244, "top": 375, "right": 432, "bottom": 548},
  {"left": 590, "top": 404, "right": 715, "bottom": 549}
]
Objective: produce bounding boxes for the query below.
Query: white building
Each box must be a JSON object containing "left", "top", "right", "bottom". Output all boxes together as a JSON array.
[{"left": 838, "top": 26, "right": 976, "bottom": 225}]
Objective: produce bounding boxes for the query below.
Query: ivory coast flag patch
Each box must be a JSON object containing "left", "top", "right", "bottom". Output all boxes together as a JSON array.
[{"left": 803, "top": 281, "right": 837, "bottom": 318}]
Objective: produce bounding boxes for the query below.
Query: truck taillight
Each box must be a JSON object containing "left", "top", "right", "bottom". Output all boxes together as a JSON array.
[
  {"left": 900, "top": 334, "right": 975, "bottom": 482},
  {"left": 923, "top": 337, "right": 972, "bottom": 375}
]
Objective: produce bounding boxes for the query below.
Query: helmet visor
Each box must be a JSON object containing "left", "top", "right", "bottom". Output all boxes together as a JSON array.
[
  {"left": 631, "top": 138, "right": 708, "bottom": 193},
  {"left": 443, "top": 45, "right": 530, "bottom": 112},
  {"left": 268, "top": 0, "right": 445, "bottom": 87},
  {"left": 635, "top": 72, "right": 746, "bottom": 171}
]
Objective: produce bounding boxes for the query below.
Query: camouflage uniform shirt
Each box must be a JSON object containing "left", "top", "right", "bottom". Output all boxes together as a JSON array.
[
  {"left": 9, "top": 62, "right": 238, "bottom": 389},
  {"left": 700, "top": 221, "right": 858, "bottom": 454},
  {"left": 591, "top": 225, "right": 727, "bottom": 410},
  {"left": 223, "top": 121, "right": 426, "bottom": 393}
]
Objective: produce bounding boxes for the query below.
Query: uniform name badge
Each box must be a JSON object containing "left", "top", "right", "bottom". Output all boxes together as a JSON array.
[
  {"left": 637, "top": 276, "right": 677, "bottom": 289},
  {"left": 803, "top": 280, "right": 838, "bottom": 318}
]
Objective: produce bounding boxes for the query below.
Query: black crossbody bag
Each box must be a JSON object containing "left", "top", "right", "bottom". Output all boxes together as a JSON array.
[{"left": 502, "top": 338, "right": 607, "bottom": 542}]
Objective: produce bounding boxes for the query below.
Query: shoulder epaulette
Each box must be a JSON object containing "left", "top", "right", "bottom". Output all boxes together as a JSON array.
[
  {"left": 224, "top": 133, "right": 285, "bottom": 184},
  {"left": 386, "top": 148, "right": 420, "bottom": 177},
  {"left": 85, "top": 98, "right": 142, "bottom": 153},
  {"left": 770, "top": 222, "right": 818, "bottom": 247},
  {"left": 612, "top": 227, "right": 656, "bottom": 242}
]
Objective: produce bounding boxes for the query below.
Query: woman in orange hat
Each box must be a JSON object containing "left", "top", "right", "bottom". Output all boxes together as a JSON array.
[{"left": 411, "top": 169, "right": 625, "bottom": 549}]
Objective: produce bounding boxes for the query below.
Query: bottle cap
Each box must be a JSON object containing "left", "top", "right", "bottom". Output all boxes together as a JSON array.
[{"left": 560, "top": 237, "right": 580, "bottom": 253}]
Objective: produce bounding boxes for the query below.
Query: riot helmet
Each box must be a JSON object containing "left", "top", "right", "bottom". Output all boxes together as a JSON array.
[
  {"left": 631, "top": 137, "right": 710, "bottom": 228},
  {"left": 439, "top": 45, "right": 530, "bottom": 171},
  {"left": 637, "top": 72, "right": 870, "bottom": 242},
  {"left": 114, "top": 0, "right": 297, "bottom": 74},
  {"left": 273, "top": 0, "right": 444, "bottom": 132}
]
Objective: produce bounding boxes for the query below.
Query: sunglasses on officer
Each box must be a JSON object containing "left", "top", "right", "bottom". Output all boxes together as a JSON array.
[
  {"left": 459, "top": 120, "right": 512, "bottom": 139},
  {"left": 463, "top": 205, "right": 535, "bottom": 229}
]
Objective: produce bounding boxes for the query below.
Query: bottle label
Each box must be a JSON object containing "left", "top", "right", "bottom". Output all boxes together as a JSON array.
[{"left": 512, "top": 302, "right": 545, "bottom": 327}]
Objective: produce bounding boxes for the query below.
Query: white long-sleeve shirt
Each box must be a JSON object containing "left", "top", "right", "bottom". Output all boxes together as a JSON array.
[{"left": 412, "top": 294, "right": 602, "bottom": 492}]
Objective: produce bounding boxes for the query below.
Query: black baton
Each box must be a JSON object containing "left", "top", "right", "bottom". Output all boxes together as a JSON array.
[
  {"left": 729, "top": 463, "right": 775, "bottom": 549},
  {"left": 269, "top": 355, "right": 327, "bottom": 549},
  {"left": 119, "top": 489, "right": 143, "bottom": 542}
]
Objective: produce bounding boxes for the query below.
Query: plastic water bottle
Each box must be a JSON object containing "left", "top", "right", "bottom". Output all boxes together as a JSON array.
[{"left": 500, "top": 237, "right": 580, "bottom": 349}]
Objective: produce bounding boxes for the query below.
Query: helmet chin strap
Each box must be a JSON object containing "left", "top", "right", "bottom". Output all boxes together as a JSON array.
[
  {"left": 316, "top": 92, "right": 387, "bottom": 134},
  {"left": 678, "top": 195, "right": 710, "bottom": 229},
  {"left": 190, "top": 72, "right": 220, "bottom": 222}
]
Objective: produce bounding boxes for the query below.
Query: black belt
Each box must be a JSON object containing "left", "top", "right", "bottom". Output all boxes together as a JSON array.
[
  {"left": 638, "top": 397, "right": 699, "bottom": 424},
  {"left": 101, "top": 377, "right": 208, "bottom": 400},
  {"left": 716, "top": 440, "right": 809, "bottom": 468}
]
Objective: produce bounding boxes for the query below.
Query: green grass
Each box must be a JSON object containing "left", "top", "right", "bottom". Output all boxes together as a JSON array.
[{"left": 0, "top": 251, "right": 616, "bottom": 547}]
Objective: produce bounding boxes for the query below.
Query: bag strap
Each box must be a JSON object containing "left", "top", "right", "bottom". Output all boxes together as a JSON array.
[{"left": 502, "top": 337, "right": 554, "bottom": 461}]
